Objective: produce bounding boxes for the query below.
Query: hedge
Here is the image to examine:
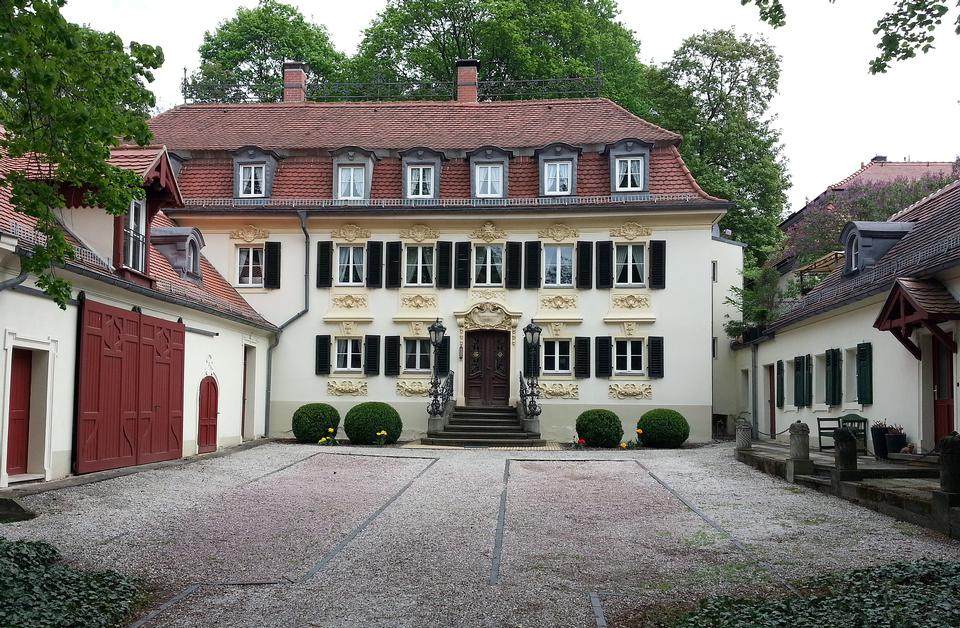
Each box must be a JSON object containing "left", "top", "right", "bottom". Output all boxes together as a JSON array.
[
  {"left": 291, "top": 403, "right": 341, "bottom": 443},
  {"left": 637, "top": 408, "right": 689, "bottom": 448},
  {"left": 343, "top": 402, "right": 402, "bottom": 445},
  {"left": 575, "top": 409, "right": 623, "bottom": 448}
]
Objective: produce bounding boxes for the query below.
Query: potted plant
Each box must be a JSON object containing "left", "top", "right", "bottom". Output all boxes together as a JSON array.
[
  {"left": 870, "top": 420, "right": 891, "bottom": 459},
  {"left": 885, "top": 424, "right": 908, "bottom": 455}
]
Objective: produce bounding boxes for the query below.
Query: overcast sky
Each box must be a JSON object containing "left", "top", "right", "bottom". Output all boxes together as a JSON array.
[{"left": 63, "top": 0, "right": 960, "bottom": 215}]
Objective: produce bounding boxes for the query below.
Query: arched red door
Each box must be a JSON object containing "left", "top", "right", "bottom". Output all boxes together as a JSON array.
[{"left": 198, "top": 376, "right": 218, "bottom": 454}]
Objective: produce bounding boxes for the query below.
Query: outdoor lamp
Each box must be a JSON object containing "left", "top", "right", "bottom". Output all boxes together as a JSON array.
[
  {"left": 523, "top": 321, "right": 542, "bottom": 346},
  {"left": 429, "top": 318, "right": 446, "bottom": 348}
]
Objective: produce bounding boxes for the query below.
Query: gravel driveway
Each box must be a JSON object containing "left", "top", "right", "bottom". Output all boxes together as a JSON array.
[{"left": 3, "top": 442, "right": 959, "bottom": 627}]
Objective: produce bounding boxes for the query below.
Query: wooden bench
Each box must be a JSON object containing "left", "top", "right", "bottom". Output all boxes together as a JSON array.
[{"left": 817, "top": 415, "right": 868, "bottom": 454}]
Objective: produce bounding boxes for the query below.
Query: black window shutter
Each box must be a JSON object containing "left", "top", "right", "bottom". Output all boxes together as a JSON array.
[
  {"left": 595, "top": 336, "right": 613, "bottom": 377},
  {"left": 384, "top": 336, "right": 401, "bottom": 376},
  {"left": 363, "top": 335, "right": 380, "bottom": 375},
  {"left": 263, "top": 241, "right": 281, "bottom": 289},
  {"left": 596, "top": 241, "right": 613, "bottom": 289},
  {"left": 316, "top": 241, "right": 333, "bottom": 288},
  {"left": 436, "top": 241, "right": 452, "bottom": 289},
  {"left": 436, "top": 336, "right": 451, "bottom": 376},
  {"left": 384, "top": 241, "right": 402, "bottom": 288},
  {"left": 524, "top": 241, "right": 542, "bottom": 289},
  {"left": 857, "top": 342, "right": 873, "bottom": 404},
  {"left": 505, "top": 241, "right": 522, "bottom": 289},
  {"left": 576, "top": 241, "right": 593, "bottom": 289},
  {"left": 523, "top": 339, "right": 541, "bottom": 378},
  {"left": 793, "top": 356, "right": 803, "bottom": 407},
  {"left": 825, "top": 349, "right": 836, "bottom": 406},
  {"left": 574, "top": 337, "right": 591, "bottom": 378},
  {"left": 776, "top": 360, "right": 785, "bottom": 408},
  {"left": 315, "top": 335, "right": 331, "bottom": 375},
  {"left": 454, "top": 241, "right": 471, "bottom": 289},
  {"left": 835, "top": 348, "right": 844, "bottom": 406},
  {"left": 649, "top": 240, "right": 666, "bottom": 289},
  {"left": 366, "top": 241, "right": 383, "bottom": 288},
  {"left": 804, "top": 354, "right": 813, "bottom": 407},
  {"left": 648, "top": 336, "right": 664, "bottom": 378}
]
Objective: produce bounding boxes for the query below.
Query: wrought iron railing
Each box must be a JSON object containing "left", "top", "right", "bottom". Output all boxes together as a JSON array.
[
  {"left": 428, "top": 370, "right": 454, "bottom": 417},
  {"left": 477, "top": 76, "right": 602, "bottom": 100},
  {"left": 307, "top": 79, "right": 455, "bottom": 102},
  {"left": 519, "top": 371, "right": 541, "bottom": 418}
]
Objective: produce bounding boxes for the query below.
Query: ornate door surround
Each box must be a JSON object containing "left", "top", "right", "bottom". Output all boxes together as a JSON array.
[{"left": 454, "top": 301, "right": 522, "bottom": 406}]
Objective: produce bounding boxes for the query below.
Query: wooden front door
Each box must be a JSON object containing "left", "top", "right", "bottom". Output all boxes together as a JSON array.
[
  {"left": 6, "top": 348, "right": 31, "bottom": 475},
  {"left": 198, "top": 376, "right": 218, "bottom": 454},
  {"left": 933, "top": 333, "right": 954, "bottom": 444},
  {"left": 464, "top": 330, "right": 510, "bottom": 406},
  {"left": 766, "top": 364, "right": 776, "bottom": 437}
]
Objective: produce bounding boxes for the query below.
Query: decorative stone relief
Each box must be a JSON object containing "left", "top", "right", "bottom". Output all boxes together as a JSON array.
[
  {"left": 540, "top": 383, "right": 579, "bottom": 399},
  {"left": 548, "top": 321, "right": 565, "bottom": 338},
  {"left": 470, "top": 221, "right": 507, "bottom": 243},
  {"left": 400, "top": 294, "right": 437, "bottom": 309},
  {"left": 609, "top": 222, "right": 651, "bottom": 240},
  {"left": 621, "top": 321, "right": 637, "bottom": 337},
  {"left": 399, "top": 224, "right": 439, "bottom": 242},
  {"left": 204, "top": 354, "right": 215, "bottom": 376},
  {"left": 408, "top": 321, "right": 427, "bottom": 336},
  {"left": 230, "top": 225, "right": 269, "bottom": 242},
  {"left": 612, "top": 294, "right": 650, "bottom": 309},
  {"left": 463, "top": 302, "right": 513, "bottom": 331},
  {"left": 332, "top": 224, "right": 370, "bottom": 242},
  {"left": 327, "top": 380, "right": 368, "bottom": 396},
  {"left": 537, "top": 223, "right": 579, "bottom": 242},
  {"left": 332, "top": 294, "right": 368, "bottom": 309},
  {"left": 609, "top": 383, "right": 653, "bottom": 399},
  {"left": 470, "top": 288, "right": 506, "bottom": 302},
  {"left": 339, "top": 321, "right": 356, "bottom": 336},
  {"left": 396, "top": 379, "right": 432, "bottom": 397},
  {"left": 540, "top": 295, "right": 577, "bottom": 310}
]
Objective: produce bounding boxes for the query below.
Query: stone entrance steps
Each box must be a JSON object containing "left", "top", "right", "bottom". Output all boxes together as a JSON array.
[{"left": 422, "top": 405, "right": 545, "bottom": 447}]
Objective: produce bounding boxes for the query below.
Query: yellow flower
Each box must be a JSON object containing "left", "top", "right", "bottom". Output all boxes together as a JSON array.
[
  {"left": 636, "top": 428, "right": 643, "bottom": 435},
  {"left": 619, "top": 442, "right": 627, "bottom": 449},
  {"left": 319, "top": 437, "right": 327, "bottom": 443},
  {"left": 328, "top": 427, "right": 335, "bottom": 433}
]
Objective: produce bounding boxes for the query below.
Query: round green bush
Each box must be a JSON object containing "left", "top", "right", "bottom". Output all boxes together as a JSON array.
[
  {"left": 575, "top": 409, "right": 623, "bottom": 448},
  {"left": 344, "top": 402, "right": 403, "bottom": 445},
  {"left": 291, "top": 403, "right": 341, "bottom": 443},
  {"left": 637, "top": 408, "right": 690, "bottom": 448}
]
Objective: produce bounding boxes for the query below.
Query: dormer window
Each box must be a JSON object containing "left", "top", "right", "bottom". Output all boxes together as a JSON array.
[
  {"left": 469, "top": 146, "right": 511, "bottom": 199},
  {"left": 123, "top": 199, "right": 147, "bottom": 273},
  {"left": 607, "top": 139, "right": 651, "bottom": 196},
  {"left": 407, "top": 165, "right": 434, "bottom": 198},
  {"left": 187, "top": 240, "right": 200, "bottom": 275},
  {"left": 537, "top": 143, "right": 580, "bottom": 197},
  {"left": 239, "top": 164, "right": 265, "bottom": 197},
  {"left": 545, "top": 161, "right": 572, "bottom": 196},
  {"left": 339, "top": 165, "right": 365, "bottom": 200},
  {"left": 847, "top": 234, "right": 861, "bottom": 273},
  {"left": 615, "top": 157, "right": 645, "bottom": 191},
  {"left": 151, "top": 226, "right": 206, "bottom": 280},
  {"left": 476, "top": 164, "right": 503, "bottom": 198}
]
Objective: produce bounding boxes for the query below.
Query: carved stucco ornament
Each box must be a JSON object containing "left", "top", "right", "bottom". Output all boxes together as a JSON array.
[
  {"left": 400, "top": 224, "right": 439, "bottom": 242},
  {"left": 470, "top": 221, "right": 507, "bottom": 243},
  {"left": 332, "top": 294, "right": 368, "bottom": 309},
  {"left": 609, "top": 222, "right": 652, "bottom": 240},
  {"left": 470, "top": 288, "right": 506, "bottom": 302},
  {"left": 230, "top": 225, "right": 270, "bottom": 242},
  {"left": 540, "top": 383, "right": 579, "bottom": 399},
  {"left": 400, "top": 294, "right": 437, "bottom": 309},
  {"left": 464, "top": 302, "right": 512, "bottom": 331},
  {"left": 548, "top": 321, "right": 565, "bottom": 338},
  {"left": 396, "top": 379, "right": 432, "bottom": 397},
  {"left": 537, "top": 223, "right": 579, "bottom": 242},
  {"left": 327, "top": 380, "right": 368, "bottom": 396},
  {"left": 540, "top": 295, "right": 577, "bottom": 310},
  {"left": 609, "top": 383, "right": 653, "bottom": 400},
  {"left": 332, "top": 224, "right": 370, "bottom": 242},
  {"left": 612, "top": 294, "right": 650, "bottom": 309}
]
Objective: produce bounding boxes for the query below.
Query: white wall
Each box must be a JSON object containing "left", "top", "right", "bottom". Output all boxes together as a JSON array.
[{"left": 711, "top": 238, "right": 745, "bottom": 420}]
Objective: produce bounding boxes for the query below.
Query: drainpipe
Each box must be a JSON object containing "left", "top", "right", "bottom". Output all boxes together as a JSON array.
[
  {"left": 751, "top": 342, "right": 759, "bottom": 437},
  {"left": 0, "top": 255, "right": 28, "bottom": 292},
  {"left": 264, "top": 210, "right": 310, "bottom": 436}
]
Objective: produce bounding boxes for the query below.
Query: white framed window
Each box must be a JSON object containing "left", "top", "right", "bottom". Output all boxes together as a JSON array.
[
  {"left": 615, "top": 339, "right": 644, "bottom": 374},
  {"left": 474, "top": 244, "right": 504, "bottom": 286},
  {"left": 407, "top": 165, "right": 434, "bottom": 198},
  {"left": 784, "top": 359, "right": 795, "bottom": 406},
  {"left": 338, "top": 165, "right": 365, "bottom": 200},
  {"left": 844, "top": 348, "right": 859, "bottom": 403},
  {"left": 236, "top": 246, "right": 264, "bottom": 286},
  {"left": 405, "top": 245, "right": 434, "bottom": 286},
  {"left": 187, "top": 240, "right": 200, "bottom": 276},
  {"left": 404, "top": 339, "right": 432, "bottom": 372},
  {"left": 476, "top": 164, "right": 503, "bottom": 198},
  {"left": 544, "top": 244, "right": 574, "bottom": 287},
  {"left": 335, "top": 338, "right": 362, "bottom": 372},
  {"left": 337, "top": 245, "right": 365, "bottom": 285},
  {"left": 615, "top": 157, "right": 645, "bottom": 191},
  {"left": 122, "top": 199, "right": 147, "bottom": 272},
  {"left": 847, "top": 234, "right": 861, "bottom": 272},
  {"left": 239, "top": 164, "right": 265, "bottom": 198},
  {"left": 814, "top": 353, "right": 827, "bottom": 404},
  {"left": 543, "top": 340, "right": 571, "bottom": 374},
  {"left": 544, "top": 161, "right": 572, "bottom": 195},
  {"left": 615, "top": 243, "right": 645, "bottom": 286}
]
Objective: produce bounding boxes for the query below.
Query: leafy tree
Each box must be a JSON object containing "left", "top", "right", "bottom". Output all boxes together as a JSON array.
[
  {"left": 0, "top": 0, "right": 162, "bottom": 307},
  {"left": 646, "top": 30, "right": 790, "bottom": 268},
  {"left": 723, "top": 265, "right": 797, "bottom": 338},
  {"left": 741, "top": 0, "right": 960, "bottom": 73},
  {"left": 187, "top": 0, "right": 345, "bottom": 102}
]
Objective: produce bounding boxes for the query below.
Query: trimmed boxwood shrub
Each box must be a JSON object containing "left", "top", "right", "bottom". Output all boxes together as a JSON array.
[
  {"left": 637, "top": 408, "right": 690, "bottom": 448},
  {"left": 575, "top": 409, "right": 623, "bottom": 448},
  {"left": 344, "top": 402, "right": 403, "bottom": 445},
  {"left": 292, "top": 403, "right": 341, "bottom": 443}
]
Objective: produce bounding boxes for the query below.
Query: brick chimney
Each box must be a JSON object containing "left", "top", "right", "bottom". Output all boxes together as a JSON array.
[
  {"left": 456, "top": 59, "right": 479, "bottom": 102},
  {"left": 283, "top": 61, "right": 308, "bottom": 103}
]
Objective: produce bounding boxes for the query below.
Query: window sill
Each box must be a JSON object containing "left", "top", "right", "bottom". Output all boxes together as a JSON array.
[
  {"left": 843, "top": 403, "right": 863, "bottom": 412},
  {"left": 333, "top": 371, "right": 365, "bottom": 377},
  {"left": 235, "top": 286, "right": 267, "bottom": 292},
  {"left": 611, "top": 373, "right": 649, "bottom": 380},
  {"left": 541, "top": 373, "right": 574, "bottom": 380},
  {"left": 474, "top": 283, "right": 504, "bottom": 288},
  {"left": 542, "top": 284, "right": 575, "bottom": 289}
]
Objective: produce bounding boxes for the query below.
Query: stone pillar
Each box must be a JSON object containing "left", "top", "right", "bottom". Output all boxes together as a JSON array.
[
  {"left": 786, "top": 421, "right": 814, "bottom": 482},
  {"left": 735, "top": 417, "right": 752, "bottom": 451},
  {"left": 833, "top": 427, "right": 858, "bottom": 471},
  {"left": 941, "top": 433, "right": 960, "bottom": 494}
]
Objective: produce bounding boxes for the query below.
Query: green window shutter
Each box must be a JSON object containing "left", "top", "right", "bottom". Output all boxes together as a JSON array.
[
  {"left": 857, "top": 342, "right": 873, "bottom": 404},
  {"left": 825, "top": 350, "right": 835, "bottom": 406},
  {"left": 804, "top": 354, "right": 813, "bottom": 407},
  {"left": 793, "top": 356, "right": 803, "bottom": 407},
  {"left": 776, "top": 360, "right": 784, "bottom": 408},
  {"left": 833, "top": 348, "right": 844, "bottom": 406}
]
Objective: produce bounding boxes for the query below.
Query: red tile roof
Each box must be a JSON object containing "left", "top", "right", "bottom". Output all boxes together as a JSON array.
[{"left": 830, "top": 159, "right": 956, "bottom": 190}]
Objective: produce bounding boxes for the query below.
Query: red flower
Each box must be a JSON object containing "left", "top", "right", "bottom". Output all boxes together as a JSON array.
[{"left": 577, "top": 438, "right": 586, "bottom": 445}]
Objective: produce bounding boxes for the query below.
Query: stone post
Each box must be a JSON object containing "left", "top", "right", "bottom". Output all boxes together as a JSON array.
[
  {"left": 735, "top": 417, "right": 753, "bottom": 451},
  {"left": 941, "top": 433, "right": 960, "bottom": 494},
  {"left": 833, "top": 427, "right": 858, "bottom": 471},
  {"left": 786, "top": 421, "right": 814, "bottom": 482}
]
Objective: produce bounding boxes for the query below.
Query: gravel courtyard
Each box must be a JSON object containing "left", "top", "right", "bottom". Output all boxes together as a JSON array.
[{"left": 4, "top": 442, "right": 960, "bottom": 627}]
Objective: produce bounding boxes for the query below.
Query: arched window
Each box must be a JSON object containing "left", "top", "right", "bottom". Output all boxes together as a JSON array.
[
  {"left": 187, "top": 240, "right": 200, "bottom": 276},
  {"left": 846, "top": 233, "right": 861, "bottom": 273}
]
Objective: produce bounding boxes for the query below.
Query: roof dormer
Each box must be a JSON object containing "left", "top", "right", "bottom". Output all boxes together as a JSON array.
[
  {"left": 839, "top": 221, "right": 915, "bottom": 275},
  {"left": 536, "top": 143, "right": 582, "bottom": 197},
  {"left": 400, "top": 147, "right": 444, "bottom": 201},
  {"left": 606, "top": 138, "right": 652, "bottom": 197},
  {"left": 331, "top": 146, "right": 376, "bottom": 201},
  {"left": 468, "top": 146, "right": 512, "bottom": 199},
  {"left": 151, "top": 226, "right": 206, "bottom": 280},
  {"left": 232, "top": 146, "right": 279, "bottom": 199}
]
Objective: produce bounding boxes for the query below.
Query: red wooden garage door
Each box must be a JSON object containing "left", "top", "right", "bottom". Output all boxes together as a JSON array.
[{"left": 75, "top": 298, "right": 185, "bottom": 474}]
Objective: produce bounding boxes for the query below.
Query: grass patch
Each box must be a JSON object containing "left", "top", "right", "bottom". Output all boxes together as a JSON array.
[
  {"left": 0, "top": 537, "right": 147, "bottom": 627},
  {"left": 682, "top": 530, "right": 727, "bottom": 548}
]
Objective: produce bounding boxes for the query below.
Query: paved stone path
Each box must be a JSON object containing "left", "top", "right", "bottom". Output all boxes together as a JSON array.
[{"left": 3, "top": 443, "right": 960, "bottom": 627}]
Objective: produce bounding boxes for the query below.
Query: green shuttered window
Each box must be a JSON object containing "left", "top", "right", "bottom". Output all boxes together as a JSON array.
[{"left": 857, "top": 342, "right": 873, "bottom": 404}]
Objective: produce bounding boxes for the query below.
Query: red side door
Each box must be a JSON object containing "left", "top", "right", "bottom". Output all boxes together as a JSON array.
[
  {"left": 6, "top": 348, "right": 32, "bottom": 475},
  {"left": 933, "top": 333, "right": 955, "bottom": 444},
  {"left": 198, "top": 376, "right": 218, "bottom": 454},
  {"left": 136, "top": 315, "right": 185, "bottom": 465}
]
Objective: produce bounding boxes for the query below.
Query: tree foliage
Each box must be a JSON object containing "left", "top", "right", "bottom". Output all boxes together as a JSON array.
[
  {"left": 0, "top": 0, "right": 162, "bottom": 307},
  {"left": 188, "top": 0, "right": 344, "bottom": 102},
  {"left": 723, "top": 265, "right": 797, "bottom": 338},
  {"left": 646, "top": 30, "right": 790, "bottom": 268},
  {"left": 741, "top": 0, "right": 960, "bottom": 73}
]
